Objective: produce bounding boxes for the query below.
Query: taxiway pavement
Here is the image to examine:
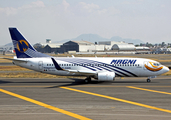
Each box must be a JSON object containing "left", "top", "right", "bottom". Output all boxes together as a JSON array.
[{"left": 0, "top": 77, "right": 171, "bottom": 120}]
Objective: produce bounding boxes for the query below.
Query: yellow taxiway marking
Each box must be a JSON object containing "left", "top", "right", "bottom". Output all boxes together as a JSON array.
[
  {"left": 60, "top": 87, "right": 171, "bottom": 114},
  {"left": 0, "top": 88, "right": 91, "bottom": 120},
  {"left": 0, "top": 86, "right": 51, "bottom": 87},
  {"left": 0, "top": 86, "right": 125, "bottom": 88},
  {"left": 71, "top": 86, "right": 171, "bottom": 88},
  {"left": 0, "top": 85, "right": 171, "bottom": 88},
  {"left": 127, "top": 86, "right": 171, "bottom": 95}
]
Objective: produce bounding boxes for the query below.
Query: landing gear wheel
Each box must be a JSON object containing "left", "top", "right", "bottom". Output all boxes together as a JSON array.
[
  {"left": 85, "top": 77, "right": 91, "bottom": 83},
  {"left": 147, "top": 79, "right": 151, "bottom": 83}
]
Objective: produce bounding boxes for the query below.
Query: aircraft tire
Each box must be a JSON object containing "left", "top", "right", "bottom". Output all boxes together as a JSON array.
[
  {"left": 85, "top": 77, "right": 91, "bottom": 83},
  {"left": 147, "top": 79, "right": 151, "bottom": 83}
]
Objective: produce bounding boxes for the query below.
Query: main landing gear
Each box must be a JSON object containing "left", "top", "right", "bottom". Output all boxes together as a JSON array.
[
  {"left": 147, "top": 76, "right": 156, "bottom": 83},
  {"left": 85, "top": 77, "right": 91, "bottom": 83}
]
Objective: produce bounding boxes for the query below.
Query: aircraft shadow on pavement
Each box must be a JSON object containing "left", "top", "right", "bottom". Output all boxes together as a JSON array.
[
  {"left": 0, "top": 80, "right": 12, "bottom": 84},
  {"left": 45, "top": 79, "right": 101, "bottom": 88},
  {"left": 0, "top": 78, "right": 157, "bottom": 87},
  {"left": 45, "top": 78, "right": 150, "bottom": 88}
]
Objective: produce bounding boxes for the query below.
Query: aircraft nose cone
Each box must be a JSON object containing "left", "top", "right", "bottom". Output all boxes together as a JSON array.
[{"left": 164, "top": 66, "right": 169, "bottom": 73}]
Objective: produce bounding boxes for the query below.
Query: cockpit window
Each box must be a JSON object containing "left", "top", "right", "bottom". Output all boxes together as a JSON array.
[{"left": 153, "top": 63, "right": 161, "bottom": 66}]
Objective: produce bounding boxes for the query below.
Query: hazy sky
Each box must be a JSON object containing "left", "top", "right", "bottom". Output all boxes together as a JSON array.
[{"left": 0, "top": 0, "right": 171, "bottom": 45}]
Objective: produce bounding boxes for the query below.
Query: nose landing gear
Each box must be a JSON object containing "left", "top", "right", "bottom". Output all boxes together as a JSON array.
[
  {"left": 147, "top": 78, "right": 151, "bottom": 83},
  {"left": 146, "top": 76, "right": 156, "bottom": 83}
]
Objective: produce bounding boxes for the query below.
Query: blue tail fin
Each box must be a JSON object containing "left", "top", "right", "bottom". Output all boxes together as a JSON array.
[{"left": 9, "top": 28, "right": 50, "bottom": 58}]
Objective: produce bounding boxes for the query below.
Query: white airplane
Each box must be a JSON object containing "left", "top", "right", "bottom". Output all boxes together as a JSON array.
[{"left": 3, "top": 28, "right": 169, "bottom": 83}]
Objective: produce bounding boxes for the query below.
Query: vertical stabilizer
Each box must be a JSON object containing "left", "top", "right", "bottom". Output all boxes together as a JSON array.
[{"left": 9, "top": 28, "right": 49, "bottom": 58}]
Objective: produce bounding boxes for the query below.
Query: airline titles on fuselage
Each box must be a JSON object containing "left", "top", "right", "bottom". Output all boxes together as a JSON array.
[{"left": 110, "top": 59, "right": 137, "bottom": 64}]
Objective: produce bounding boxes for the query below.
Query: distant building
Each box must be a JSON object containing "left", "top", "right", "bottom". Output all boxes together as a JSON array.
[
  {"left": 135, "top": 47, "right": 150, "bottom": 51},
  {"left": 0, "top": 43, "right": 14, "bottom": 53},
  {"left": 135, "top": 47, "right": 150, "bottom": 54},
  {"left": 155, "top": 47, "right": 171, "bottom": 54},
  {"left": 46, "top": 39, "right": 51, "bottom": 43},
  {"left": 112, "top": 44, "right": 135, "bottom": 51},
  {"left": 60, "top": 40, "right": 95, "bottom": 53},
  {"left": 34, "top": 40, "right": 149, "bottom": 54},
  {"left": 33, "top": 40, "right": 62, "bottom": 53},
  {"left": 33, "top": 43, "right": 43, "bottom": 48},
  {"left": 98, "top": 41, "right": 133, "bottom": 51},
  {"left": 98, "top": 41, "right": 125, "bottom": 45}
]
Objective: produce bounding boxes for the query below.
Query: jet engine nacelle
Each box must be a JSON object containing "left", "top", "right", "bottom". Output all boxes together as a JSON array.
[{"left": 97, "top": 72, "right": 115, "bottom": 81}]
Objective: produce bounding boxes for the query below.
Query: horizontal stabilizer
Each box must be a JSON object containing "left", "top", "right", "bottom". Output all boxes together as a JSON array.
[{"left": 0, "top": 57, "right": 28, "bottom": 62}]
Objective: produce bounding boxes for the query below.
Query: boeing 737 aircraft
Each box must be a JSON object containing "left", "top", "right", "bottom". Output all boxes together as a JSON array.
[{"left": 3, "top": 28, "right": 169, "bottom": 83}]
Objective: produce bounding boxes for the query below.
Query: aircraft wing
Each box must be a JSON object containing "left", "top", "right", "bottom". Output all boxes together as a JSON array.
[{"left": 51, "top": 58, "right": 97, "bottom": 75}]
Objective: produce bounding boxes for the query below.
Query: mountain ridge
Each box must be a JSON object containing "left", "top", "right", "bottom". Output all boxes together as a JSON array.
[{"left": 54, "top": 34, "right": 144, "bottom": 45}]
